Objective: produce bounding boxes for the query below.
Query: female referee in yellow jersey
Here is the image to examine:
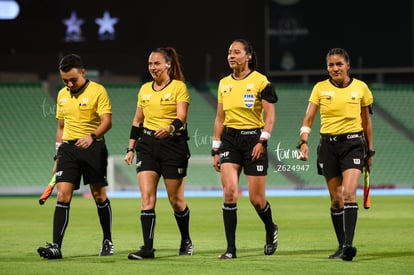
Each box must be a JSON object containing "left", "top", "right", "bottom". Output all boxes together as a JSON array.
[
  {"left": 212, "top": 39, "right": 279, "bottom": 259},
  {"left": 124, "top": 47, "right": 193, "bottom": 260},
  {"left": 297, "top": 48, "right": 374, "bottom": 261}
]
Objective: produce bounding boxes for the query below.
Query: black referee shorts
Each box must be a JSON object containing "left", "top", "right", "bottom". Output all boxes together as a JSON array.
[
  {"left": 220, "top": 127, "right": 268, "bottom": 176},
  {"left": 317, "top": 132, "right": 366, "bottom": 178},
  {"left": 56, "top": 139, "right": 109, "bottom": 190},
  {"left": 135, "top": 128, "right": 190, "bottom": 179}
]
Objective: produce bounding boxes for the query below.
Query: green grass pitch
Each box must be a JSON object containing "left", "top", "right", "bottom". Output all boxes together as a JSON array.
[{"left": 0, "top": 195, "right": 413, "bottom": 274}]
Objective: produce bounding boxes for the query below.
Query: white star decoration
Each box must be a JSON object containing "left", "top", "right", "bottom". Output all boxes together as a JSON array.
[
  {"left": 63, "top": 11, "right": 84, "bottom": 36},
  {"left": 62, "top": 10, "right": 119, "bottom": 42},
  {"left": 95, "top": 11, "right": 118, "bottom": 37}
]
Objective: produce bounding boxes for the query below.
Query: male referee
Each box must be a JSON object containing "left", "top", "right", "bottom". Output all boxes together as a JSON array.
[{"left": 37, "top": 54, "right": 114, "bottom": 259}]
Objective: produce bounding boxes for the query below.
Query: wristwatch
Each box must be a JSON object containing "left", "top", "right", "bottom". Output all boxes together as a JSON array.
[
  {"left": 126, "top": 148, "right": 135, "bottom": 154},
  {"left": 91, "top": 133, "right": 97, "bottom": 142}
]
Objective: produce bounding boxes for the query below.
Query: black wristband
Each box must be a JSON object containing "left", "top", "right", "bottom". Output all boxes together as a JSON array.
[
  {"left": 171, "top": 118, "right": 183, "bottom": 132},
  {"left": 130, "top": 124, "right": 143, "bottom": 140},
  {"left": 296, "top": 139, "right": 308, "bottom": 149},
  {"left": 258, "top": 140, "right": 268, "bottom": 147},
  {"left": 211, "top": 149, "right": 220, "bottom": 157},
  {"left": 126, "top": 148, "right": 135, "bottom": 154},
  {"left": 91, "top": 133, "right": 97, "bottom": 142}
]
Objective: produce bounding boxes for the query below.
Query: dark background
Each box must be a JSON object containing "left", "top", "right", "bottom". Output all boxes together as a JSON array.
[{"left": 1, "top": 0, "right": 412, "bottom": 85}]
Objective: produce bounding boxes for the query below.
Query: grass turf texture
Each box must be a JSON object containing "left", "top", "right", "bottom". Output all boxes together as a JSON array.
[{"left": 0, "top": 195, "right": 413, "bottom": 274}]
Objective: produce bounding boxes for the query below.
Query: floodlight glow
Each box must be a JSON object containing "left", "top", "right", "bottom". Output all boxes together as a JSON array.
[{"left": 0, "top": 0, "right": 20, "bottom": 20}]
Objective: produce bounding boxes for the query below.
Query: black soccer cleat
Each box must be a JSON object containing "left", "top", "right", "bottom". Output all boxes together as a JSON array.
[
  {"left": 99, "top": 239, "right": 114, "bottom": 256},
  {"left": 264, "top": 224, "right": 278, "bottom": 255},
  {"left": 128, "top": 246, "right": 155, "bottom": 260},
  {"left": 218, "top": 251, "right": 236, "bottom": 259},
  {"left": 342, "top": 245, "right": 357, "bottom": 261},
  {"left": 328, "top": 245, "right": 343, "bottom": 259},
  {"left": 179, "top": 239, "right": 194, "bottom": 256},
  {"left": 37, "top": 242, "right": 62, "bottom": 259}
]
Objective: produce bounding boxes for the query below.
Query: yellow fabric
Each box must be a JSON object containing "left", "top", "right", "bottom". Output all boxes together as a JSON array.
[
  {"left": 56, "top": 81, "right": 112, "bottom": 140},
  {"left": 218, "top": 71, "right": 270, "bottom": 129},
  {"left": 309, "top": 78, "right": 373, "bottom": 135},
  {"left": 137, "top": 79, "right": 190, "bottom": 130}
]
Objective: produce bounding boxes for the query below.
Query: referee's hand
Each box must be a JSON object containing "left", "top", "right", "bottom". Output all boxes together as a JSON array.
[
  {"left": 298, "top": 144, "right": 309, "bottom": 161},
  {"left": 212, "top": 155, "right": 221, "bottom": 172},
  {"left": 124, "top": 152, "right": 134, "bottom": 165},
  {"left": 74, "top": 135, "right": 94, "bottom": 149},
  {"left": 252, "top": 142, "right": 265, "bottom": 161},
  {"left": 155, "top": 126, "right": 173, "bottom": 139}
]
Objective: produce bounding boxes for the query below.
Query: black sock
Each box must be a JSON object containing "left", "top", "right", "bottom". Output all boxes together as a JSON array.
[
  {"left": 330, "top": 208, "right": 344, "bottom": 247},
  {"left": 96, "top": 198, "right": 112, "bottom": 242},
  {"left": 53, "top": 201, "right": 70, "bottom": 248},
  {"left": 174, "top": 206, "right": 190, "bottom": 241},
  {"left": 344, "top": 203, "right": 358, "bottom": 246},
  {"left": 257, "top": 201, "right": 275, "bottom": 233},
  {"left": 141, "top": 209, "right": 156, "bottom": 250},
  {"left": 222, "top": 203, "right": 237, "bottom": 251}
]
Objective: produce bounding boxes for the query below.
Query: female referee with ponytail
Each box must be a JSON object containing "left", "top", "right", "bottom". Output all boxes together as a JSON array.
[
  {"left": 212, "top": 39, "right": 279, "bottom": 259},
  {"left": 124, "top": 47, "right": 193, "bottom": 260}
]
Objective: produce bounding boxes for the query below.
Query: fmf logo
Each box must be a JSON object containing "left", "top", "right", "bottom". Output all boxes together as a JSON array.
[{"left": 221, "top": 152, "right": 229, "bottom": 158}]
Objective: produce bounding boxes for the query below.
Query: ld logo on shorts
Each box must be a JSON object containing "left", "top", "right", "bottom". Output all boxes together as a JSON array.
[{"left": 244, "top": 94, "right": 254, "bottom": 108}]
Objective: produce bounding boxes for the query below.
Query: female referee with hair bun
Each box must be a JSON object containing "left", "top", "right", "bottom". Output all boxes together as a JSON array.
[
  {"left": 212, "top": 38, "right": 279, "bottom": 259},
  {"left": 124, "top": 47, "right": 193, "bottom": 260},
  {"left": 297, "top": 48, "right": 374, "bottom": 261}
]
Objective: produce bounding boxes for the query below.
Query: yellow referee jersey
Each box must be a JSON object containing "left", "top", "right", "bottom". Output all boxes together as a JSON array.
[
  {"left": 56, "top": 81, "right": 112, "bottom": 140},
  {"left": 218, "top": 71, "right": 270, "bottom": 129},
  {"left": 309, "top": 78, "right": 373, "bottom": 135},
  {"left": 137, "top": 79, "right": 190, "bottom": 130}
]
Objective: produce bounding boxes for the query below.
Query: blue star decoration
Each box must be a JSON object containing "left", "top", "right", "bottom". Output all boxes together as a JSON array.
[
  {"left": 95, "top": 11, "right": 119, "bottom": 41},
  {"left": 62, "top": 11, "right": 85, "bottom": 42}
]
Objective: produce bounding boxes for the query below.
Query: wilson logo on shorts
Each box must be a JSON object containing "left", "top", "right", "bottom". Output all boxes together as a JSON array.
[
  {"left": 243, "top": 94, "right": 254, "bottom": 108},
  {"left": 353, "top": 158, "right": 361, "bottom": 165},
  {"left": 256, "top": 165, "right": 264, "bottom": 172}
]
